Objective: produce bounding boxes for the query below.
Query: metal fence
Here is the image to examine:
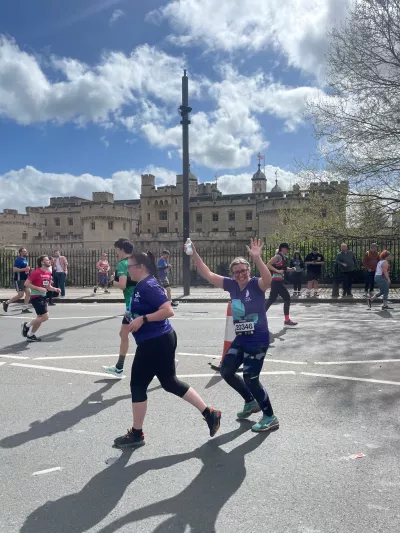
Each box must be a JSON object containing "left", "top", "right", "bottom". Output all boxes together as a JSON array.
[{"left": 1, "top": 239, "right": 400, "bottom": 287}]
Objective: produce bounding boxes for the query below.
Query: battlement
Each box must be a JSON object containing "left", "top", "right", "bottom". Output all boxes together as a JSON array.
[
  {"left": 50, "top": 196, "right": 87, "bottom": 206},
  {"left": 92, "top": 192, "right": 114, "bottom": 203}
]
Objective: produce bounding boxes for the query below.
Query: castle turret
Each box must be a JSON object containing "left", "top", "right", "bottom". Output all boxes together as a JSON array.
[
  {"left": 252, "top": 160, "right": 267, "bottom": 194},
  {"left": 141, "top": 174, "right": 155, "bottom": 197}
]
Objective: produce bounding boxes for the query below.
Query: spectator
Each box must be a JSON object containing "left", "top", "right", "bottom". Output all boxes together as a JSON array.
[
  {"left": 53, "top": 250, "right": 68, "bottom": 297},
  {"left": 362, "top": 243, "right": 379, "bottom": 297},
  {"left": 335, "top": 243, "right": 358, "bottom": 297},
  {"left": 290, "top": 251, "right": 304, "bottom": 295},
  {"left": 304, "top": 246, "right": 325, "bottom": 297},
  {"left": 157, "top": 250, "right": 178, "bottom": 308},
  {"left": 93, "top": 252, "right": 110, "bottom": 294}
]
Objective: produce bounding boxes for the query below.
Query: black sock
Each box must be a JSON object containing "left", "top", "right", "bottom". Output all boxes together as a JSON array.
[
  {"left": 116, "top": 355, "right": 125, "bottom": 370},
  {"left": 132, "top": 428, "right": 143, "bottom": 437},
  {"left": 202, "top": 407, "right": 211, "bottom": 418}
]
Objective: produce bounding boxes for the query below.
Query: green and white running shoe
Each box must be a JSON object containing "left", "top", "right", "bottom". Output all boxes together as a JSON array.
[
  {"left": 236, "top": 400, "right": 261, "bottom": 419},
  {"left": 252, "top": 414, "right": 280, "bottom": 432},
  {"left": 102, "top": 365, "right": 125, "bottom": 378}
]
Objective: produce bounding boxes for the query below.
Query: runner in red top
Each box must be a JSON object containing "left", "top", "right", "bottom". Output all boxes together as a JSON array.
[{"left": 22, "top": 255, "right": 61, "bottom": 342}]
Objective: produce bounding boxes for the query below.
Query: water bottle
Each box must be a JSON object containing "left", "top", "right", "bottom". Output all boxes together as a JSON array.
[
  {"left": 125, "top": 310, "right": 133, "bottom": 323},
  {"left": 185, "top": 238, "right": 193, "bottom": 256}
]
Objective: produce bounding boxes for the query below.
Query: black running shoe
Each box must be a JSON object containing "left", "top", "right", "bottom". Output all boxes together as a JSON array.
[
  {"left": 22, "top": 308, "right": 32, "bottom": 314},
  {"left": 284, "top": 320, "right": 298, "bottom": 327},
  {"left": 48, "top": 302, "right": 56, "bottom": 306},
  {"left": 113, "top": 428, "right": 145, "bottom": 449},
  {"left": 171, "top": 301, "right": 179, "bottom": 308},
  {"left": 204, "top": 408, "right": 221, "bottom": 437},
  {"left": 382, "top": 305, "right": 394, "bottom": 310},
  {"left": 2, "top": 301, "right": 8, "bottom": 313},
  {"left": 27, "top": 335, "right": 41, "bottom": 342},
  {"left": 21, "top": 322, "right": 29, "bottom": 338}
]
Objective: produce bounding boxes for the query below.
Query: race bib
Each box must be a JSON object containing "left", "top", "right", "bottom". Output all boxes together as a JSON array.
[{"left": 234, "top": 320, "right": 255, "bottom": 336}]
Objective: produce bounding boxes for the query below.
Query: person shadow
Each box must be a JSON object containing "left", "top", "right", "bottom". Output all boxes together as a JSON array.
[
  {"left": 0, "top": 381, "right": 160, "bottom": 449},
  {"left": 0, "top": 315, "right": 118, "bottom": 356},
  {"left": 20, "top": 422, "right": 271, "bottom": 533}
]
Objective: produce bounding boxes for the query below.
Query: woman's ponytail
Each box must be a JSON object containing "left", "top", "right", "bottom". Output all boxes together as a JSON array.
[{"left": 146, "top": 251, "right": 158, "bottom": 278}]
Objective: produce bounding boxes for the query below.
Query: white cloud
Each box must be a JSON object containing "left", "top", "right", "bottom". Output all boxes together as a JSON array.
[
  {"left": 148, "top": 0, "right": 352, "bottom": 78},
  {"left": 59, "top": 0, "right": 123, "bottom": 28},
  {"left": 0, "top": 36, "right": 205, "bottom": 126},
  {"left": 217, "top": 165, "right": 297, "bottom": 195},
  {"left": 0, "top": 165, "right": 179, "bottom": 212},
  {"left": 142, "top": 66, "right": 319, "bottom": 168},
  {"left": 100, "top": 136, "right": 109, "bottom": 147},
  {"left": 109, "top": 9, "right": 125, "bottom": 26}
]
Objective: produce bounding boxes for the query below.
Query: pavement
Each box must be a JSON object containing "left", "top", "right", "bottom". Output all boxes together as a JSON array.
[
  {"left": 1, "top": 285, "right": 400, "bottom": 304},
  {"left": 1, "top": 302, "right": 400, "bottom": 532}
]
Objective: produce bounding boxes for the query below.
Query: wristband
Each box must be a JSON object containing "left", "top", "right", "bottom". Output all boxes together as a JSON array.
[{"left": 142, "top": 315, "right": 148, "bottom": 324}]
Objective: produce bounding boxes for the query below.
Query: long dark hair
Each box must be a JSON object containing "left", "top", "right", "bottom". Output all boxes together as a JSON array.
[
  {"left": 130, "top": 251, "right": 157, "bottom": 277},
  {"left": 293, "top": 251, "right": 303, "bottom": 261}
]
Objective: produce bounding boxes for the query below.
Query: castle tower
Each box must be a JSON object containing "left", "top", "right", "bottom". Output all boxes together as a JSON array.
[
  {"left": 141, "top": 174, "right": 155, "bottom": 197},
  {"left": 252, "top": 154, "right": 267, "bottom": 194}
]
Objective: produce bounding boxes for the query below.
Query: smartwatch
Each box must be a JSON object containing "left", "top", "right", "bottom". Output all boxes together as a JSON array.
[{"left": 142, "top": 315, "right": 148, "bottom": 324}]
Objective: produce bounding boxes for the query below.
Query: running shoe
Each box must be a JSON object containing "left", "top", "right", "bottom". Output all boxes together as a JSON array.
[
  {"left": 93, "top": 286, "right": 97, "bottom": 294},
  {"left": 21, "top": 322, "right": 29, "bottom": 338},
  {"left": 204, "top": 408, "right": 221, "bottom": 437},
  {"left": 382, "top": 305, "right": 394, "bottom": 310},
  {"left": 48, "top": 302, "right": 56, "bottom": 306},
  {"left": 104, "top": 289, "right": 110, "bottom": 294},
  {"left": 22, "top": 308, "right": 32, "bottom": 313},
  {"left": 113, "top": 428, "right": 145, "bottom": 449},
  {"left": 27, "top": 335, "right": 41, "bottom": 342},
  {"left": 252, "top": 414, "right": 280, "bottom": 433},
  {"left": 102, "top": 365, "right": 125, "bottom": 378},
  {"left": 367, "top": 297, "right": 372, "bottom": 309},
  {"left": 171, "top": 301, "right": 179, "bottom": 308},
  {"left": 284, "top": 320, "right": 298, "bottom": 327},
  {"left": 2, "top": 301, "right": 9, "bottom": 312},
  {"left": 236, "top": 400, "right": 261, "bottom": 419}
]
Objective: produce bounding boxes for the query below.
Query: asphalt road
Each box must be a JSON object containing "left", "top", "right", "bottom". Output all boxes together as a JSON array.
[{"left": 1, "top": 301, "right": 400, "bottom": 533}]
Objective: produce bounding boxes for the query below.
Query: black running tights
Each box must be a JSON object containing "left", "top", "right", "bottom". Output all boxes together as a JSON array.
[
  {"left": 266, "top": 279, "right": 291, "bottom": 316},
  {"left": 130, "top": 330, "right": 189, "bottom": 402}
]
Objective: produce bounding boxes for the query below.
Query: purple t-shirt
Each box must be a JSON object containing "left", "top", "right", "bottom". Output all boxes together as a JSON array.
[
  {"left": 223, "top": 277, "right": 269, "bottom": 346},
  {"left": 130, "top": 275, "right": 172, "bottom": 344}
]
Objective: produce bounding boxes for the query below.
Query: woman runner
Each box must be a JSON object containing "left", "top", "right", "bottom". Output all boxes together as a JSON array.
[
  {"left": 113, "top": 251, "right": 221, "bottom": 449},
  {"left": 368, "top": 251, "right": 393, "bottom": 311},
  {"left": 192, "top": 238, "right": 279, "bottom": 433},
  {"left": 266, "top": 243, "right": 297, "bottom": 326}
]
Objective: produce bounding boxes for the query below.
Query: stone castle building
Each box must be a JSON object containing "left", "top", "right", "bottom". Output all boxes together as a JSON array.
[{"left": 0, "top": 161, "right": 348, "bottom": 251}]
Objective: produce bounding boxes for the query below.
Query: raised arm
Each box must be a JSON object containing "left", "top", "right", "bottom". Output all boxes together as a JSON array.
[
  {"left": 192, "top": 244, "right": 224, "bottom": 289},
  {"left": 247, "top": 238, "right": 271, "bottom": 291}
]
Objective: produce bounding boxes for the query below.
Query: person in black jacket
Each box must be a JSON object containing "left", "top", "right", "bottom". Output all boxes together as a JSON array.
[{"left": 290, "top": 251, "right": 304, "bottom": 295}]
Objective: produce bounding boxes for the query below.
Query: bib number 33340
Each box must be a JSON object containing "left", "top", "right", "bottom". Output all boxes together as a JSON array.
[{"left": 234, "top": 320, "right": 254, "bottom": 336}]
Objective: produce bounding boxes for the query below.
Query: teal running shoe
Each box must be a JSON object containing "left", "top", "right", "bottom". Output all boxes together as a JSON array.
[
  {"left": 236, "top": 400, "right": 260, "bottom": 419},
  {"left": 252, "top": 414, "right": 279, "bottom": 432}
]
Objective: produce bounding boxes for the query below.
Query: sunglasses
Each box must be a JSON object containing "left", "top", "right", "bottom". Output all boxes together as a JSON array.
[{"left": 232, "top": 268, "right": 249, "bottom": 277}]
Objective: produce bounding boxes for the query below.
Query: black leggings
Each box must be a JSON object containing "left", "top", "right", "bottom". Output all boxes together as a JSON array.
[
  {"left": 220, "top": 341, "right": 273, "bottom": 417},
  {"left": 130, "top": 330, "right": 189, "bottom": 402},
  {"left": 292, "top": 272, "right": 302, "bottom": 292},
  {"left": 266, "top": 279, "right": 291, "bottom": 315}
]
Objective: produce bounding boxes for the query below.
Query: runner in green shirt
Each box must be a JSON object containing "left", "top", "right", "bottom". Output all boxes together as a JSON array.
[{"left": 102, "top": 238, "right": 136, "bottom": 378}]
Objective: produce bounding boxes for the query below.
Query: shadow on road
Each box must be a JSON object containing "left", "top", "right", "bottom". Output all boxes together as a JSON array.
[
  {"left": 20, "top": 421, "right": 271, "bottom": 533},
  {"left": 0, "top": 381, "right": 161, "bottom": 450},
  {"left": 0, "top": 315, "right": 118, "bottom": 356}
]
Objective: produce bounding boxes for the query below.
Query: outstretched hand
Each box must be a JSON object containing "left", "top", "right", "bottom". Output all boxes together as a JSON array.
[{"left": 246, "top": 238, "right": 263, "bottom": 259}]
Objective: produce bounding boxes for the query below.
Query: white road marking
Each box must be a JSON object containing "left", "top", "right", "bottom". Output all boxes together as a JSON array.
[
  {"left": 0, "top": 354, "right": 30, "bottom": 360},
  {"left": 0, "top": 362, "right": 6, "bottom": 366},
  {"left": 33, "top": 354, "right": 131, "bottom": 360},
  {"left": 314, "top": 359, "right": 400, "bottom": 365},
  {"left": 1, "top": 315, "right": 119, "bottom": 320},
  {"left": 10, "top": 363, "right": 125, "bottom": 378},
  {"left": 301, "top": 372, "right": 400, "bottom": 387},
  {"left": 9, "top": 362, "right": 295, "bottom": 378},
  {"left": 177, "top": 352, "right": 307, "bottom": 365},
  {"left": 32, "top": 467, "right": 63, "bottom": 476}
]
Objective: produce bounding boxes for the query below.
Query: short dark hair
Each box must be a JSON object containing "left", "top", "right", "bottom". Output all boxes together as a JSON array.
[
  {"left": 114, "top": 238, "right": 133, "bottom": 254},
  {"left": 37, "top": 255, "right": 48, "bottom": 267},
  {"left": 162, "top": 250, "right": 170, "bottom": 256},
  {"left": 18, "top": 247, "right": 26, "bottom": 254},
  {"left": 312, "top": 246, "right": 318, "bottom": 251},
  {"left": 278, "top": 242, "right": 290, "bottom": 252}
]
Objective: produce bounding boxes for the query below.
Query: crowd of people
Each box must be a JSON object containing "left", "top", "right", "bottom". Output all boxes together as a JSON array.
[{"left": 1, "top": 238, "right": 396, "bottom": 446}]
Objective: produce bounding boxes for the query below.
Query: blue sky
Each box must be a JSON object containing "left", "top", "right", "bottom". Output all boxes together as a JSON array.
[{"left": 0, "top": 0, "right": 351, "bottom": 211}]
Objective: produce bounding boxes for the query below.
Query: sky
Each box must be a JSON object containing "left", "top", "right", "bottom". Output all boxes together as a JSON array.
[{"left": 0, "top": 0, "right": 352, "bottom": 212}]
